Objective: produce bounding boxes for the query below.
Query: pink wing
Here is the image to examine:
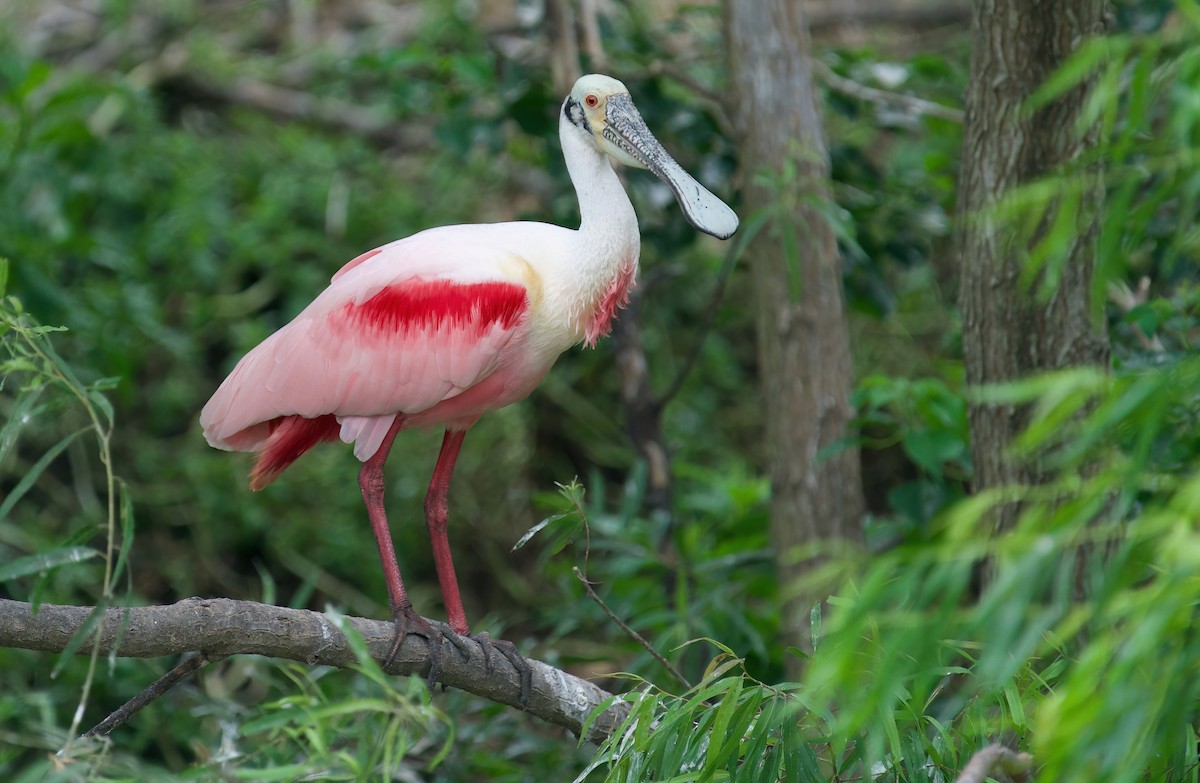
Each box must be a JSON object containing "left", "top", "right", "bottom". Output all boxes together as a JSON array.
[{"left": 200, "top": 237, "right": 531, "bottom": 482}]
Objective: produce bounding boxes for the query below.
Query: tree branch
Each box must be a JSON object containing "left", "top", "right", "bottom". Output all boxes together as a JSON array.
[
  {"left": 0, "top": 597, "right": 628, "bottom": 743},
  {"left": 125, "top": 44, "right": 431, "bottom": 151},
  {"left": 813, "top": 59, "right": 964, "bottom": 124},
  {"left": 82, "top": 651, "right": 225, "bottom": 739}
]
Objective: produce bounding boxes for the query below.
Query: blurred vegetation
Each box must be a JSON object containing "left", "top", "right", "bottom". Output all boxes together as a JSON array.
[{"left": 1, "top": 0, "right": 1198, "bottom": 781}]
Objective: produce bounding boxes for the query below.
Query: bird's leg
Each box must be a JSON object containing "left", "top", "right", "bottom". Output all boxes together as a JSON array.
[
  {"left": 426, "top": 429, "right": 532, "bottom": 706},
  {"left": 425, "top": 429, "right": 470, "bottom": 636},
  {"left": 359, "top": 414, "right": 445, "bottom": 680}
]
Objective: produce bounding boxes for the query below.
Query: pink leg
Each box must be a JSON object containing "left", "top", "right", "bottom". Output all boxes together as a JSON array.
[
  {"left": 425, "top": 429, "right": 470, "bottom": 636},
  {"left": 358, "top": 414, "right": 429, "bottom": 664},
  {"left": 426, "top": 429, "right": 532, "bottom": 706}
]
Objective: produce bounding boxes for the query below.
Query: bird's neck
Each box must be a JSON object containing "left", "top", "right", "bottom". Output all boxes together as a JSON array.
[
  {"left": 561, "top": 122, "right": 639, "bottom": 242},
  {"left": 559, "top": 120, "right": 641, "bottom": 345}
]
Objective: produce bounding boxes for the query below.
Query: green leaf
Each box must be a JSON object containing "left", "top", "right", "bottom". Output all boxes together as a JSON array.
[
  {"left": 901, "top": 429, "right": 964, "bottom": 476},
  {"left": 231, "top": 764, "right": 316, "bottom": 781},
  {"left": 0, "top": 427, "right": 87, "bottom": 521},
  {"left": 111, "top": 478, "right": 136, "bottom": 586},
  {"left": 512, "top": 512, "right": 567, "bottom": 551},
  {"left": 0, "top": 385, "right": 46, "bottom": 464},
  {"left": 703, "top": 676, "right": 744, "bottom": 776},
  {"left": 1124, "top": 303, "right": 1160, "bottom": 337},
  {"left": 0, "top": 546, "right": 100, "bottom": 581},
  {"left": 1004, "top": 681, "right": 1028, "bottom": 728},
  {"left": 1028, "top": 36, "right": 1128, "bottom": 110},
  {"left": 53, "top": 599, "right": 109, "bottom": 678}
]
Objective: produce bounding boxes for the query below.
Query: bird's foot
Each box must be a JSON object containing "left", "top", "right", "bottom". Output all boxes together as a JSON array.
[
  {"left": 470, "top": 632, "right": 532, "bottom": 708},
  {"left": 382, "top": 606, "right": 466, "bottom": 690}
]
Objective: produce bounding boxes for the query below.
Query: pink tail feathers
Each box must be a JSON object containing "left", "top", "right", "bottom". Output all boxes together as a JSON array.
[{"left": 249, "top": 414, "right": 341, "bottom": 490}]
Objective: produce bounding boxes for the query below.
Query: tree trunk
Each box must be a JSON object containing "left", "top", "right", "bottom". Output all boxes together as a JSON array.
[
  {"left": 957, "top": 0, "right": 1111, "bottom": 531},
  {"left": 726, "top": 0, "right": 865, "bottom": 673}
]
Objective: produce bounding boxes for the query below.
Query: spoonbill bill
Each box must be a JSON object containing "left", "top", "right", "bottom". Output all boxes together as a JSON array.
[{"left": 200, "top": 74, "right": 738, "bottom": 699}]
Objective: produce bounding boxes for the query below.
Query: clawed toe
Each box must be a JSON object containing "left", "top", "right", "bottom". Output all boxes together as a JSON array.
[
  {"left": 470, "top": 632, "right": 532, "bottom": 708},
  {"left": 441, "top": 628, "right": 473, "bottom": 661},
  {"left": 381, "top": 612, "right": 531, "bottom": 706},
  {"left": 382, "top": 606, "right": 449, "bottom": 689}
]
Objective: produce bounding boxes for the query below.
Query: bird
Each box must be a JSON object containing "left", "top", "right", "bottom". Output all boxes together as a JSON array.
[{"left": 200, "top": 73, "right": 738, "bottom": 701}]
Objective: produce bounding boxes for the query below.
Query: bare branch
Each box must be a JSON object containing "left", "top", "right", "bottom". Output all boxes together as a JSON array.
[
  {"left": 574, "top": 567, "right": 692, "bottom": 691},
  {"left": 647, "top": 62, "right": 736, "bottom": 141},
  {"left": 82, "top": 651, "right": 225, "bottom": 740},
  {"left": 133, "top": 47, "right": 431, "bottom": 151},
  {"left": 657, "top": 239, "right": 743, "bottom": 408},
  {"left": 1108, "top": 277, "right": 1165, "bottom": 353},
  {"left": 954, "top": 743, "right": 1034, "bottom": 783},
  {"left": 0, "top": 597, "right": 628, "bottom": 743},
  {"left": 813, "top": 59, "right": 965, "bottom": 124}
]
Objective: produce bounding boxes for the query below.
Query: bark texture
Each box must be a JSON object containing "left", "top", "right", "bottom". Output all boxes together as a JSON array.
[
  {"left": 0, "top": 598, "right": 627, "bottom": 742},
  {"left": 957, "top": 0, "right": 1111, "bottom": 526},
  {"left": 726, "top": 0, "right": 865, "bottom": 670}
]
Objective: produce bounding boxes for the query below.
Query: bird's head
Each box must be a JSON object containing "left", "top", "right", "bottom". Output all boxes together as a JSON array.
[{"left": 562, "top": 74, "right": 739, "bottom": 240}]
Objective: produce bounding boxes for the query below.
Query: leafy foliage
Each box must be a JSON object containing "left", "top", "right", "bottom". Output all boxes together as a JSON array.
[{"left": 3, "top": 1, "right": 1200, "bottom": 781}]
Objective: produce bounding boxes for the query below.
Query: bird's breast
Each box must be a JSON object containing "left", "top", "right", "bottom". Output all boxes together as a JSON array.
[{"left": 583, "top": 258, "right": 637, "bottom": 347}]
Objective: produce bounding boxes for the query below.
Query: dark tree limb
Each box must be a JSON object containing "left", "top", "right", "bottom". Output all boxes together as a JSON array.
[
  {"left": 0, "top": 598, "right": 628, "bottom": 743},
  {"left": 82, "top": 651, "right": 226, "bottom": 739}
]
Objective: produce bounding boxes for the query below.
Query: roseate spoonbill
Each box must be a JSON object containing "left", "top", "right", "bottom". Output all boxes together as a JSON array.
[{"left": 200, "top": 74, "right": 738, "bottom": 699}]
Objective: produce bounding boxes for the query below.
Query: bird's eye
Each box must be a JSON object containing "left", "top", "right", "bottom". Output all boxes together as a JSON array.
[{"left": 585, "top": 94, "right": 600, "bottom": 109}]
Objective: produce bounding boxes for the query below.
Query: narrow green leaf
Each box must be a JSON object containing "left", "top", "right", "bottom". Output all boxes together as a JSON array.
[
  {"left": 53, "top": 599, "right": 108, "bottom": 678},
  {"left": 738, "top": 697, "right": 778, "bottom": 777},
  {"left": 703, "top": 676, "right": 744, "bottom": 776},
  {"left": 0, "top": 385, "right": 46, "bottom": 464},
  {"left": 880, "top": 703, "right": 903, "bottom": 765},
  {"left": 327, "top": 608, "right": 387, "bottom": 685},
  {"left": 308, "top": 698, "right": 398, "bottom": 721},
  {"left": 512, "top": 512, "right": 568, "bottom": 551},
  {"left": 0, "top": 427, "right": 87, "bottom": 521},
  {"left": 578, "top": 694, "right": 621, "bottom": 747},
  {"left": 87, "top": 388, "right": 115, "bottom": 430},
  {"left": 1028, "top": 36, "right": 1126, "bottom": 110},
  {"left": 111, "top": 478, "right": 136, "bottom": 586},
  {"left": 0, "top": 546, "right": 100, "bottom": 581},
  {"left": 231, "top": 764, "right": 316, "bottom": 781},
  {"left": 426, "top": 712, "right": 456, "bottom": 770},
  {"left": 1004, "top": 682, "right": 1028, "bottom": 728}
]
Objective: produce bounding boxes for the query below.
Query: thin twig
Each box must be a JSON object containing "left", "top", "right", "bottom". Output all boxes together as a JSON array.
[
  {"left": 647, "top": 62, "right": 736, "bottom": 141},
  {"left": 1108, "top": 277, "right": 1165, "bottom": 352},
  {"left": 656, "top": 239, "right": 744, "bottom": 409},
  {"left": 573, "top": 567, "right": 693, "bottom": 690},
  {"left": 80, "top": 651, "right": 226, "bottom": 741},
  {"left": 813, "top": 59, "right": 965, "bottom": 123}
]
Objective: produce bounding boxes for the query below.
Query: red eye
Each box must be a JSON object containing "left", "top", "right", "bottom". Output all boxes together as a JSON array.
[{"left": 585, "top": 94, "right": 599, "bottom": 108}]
